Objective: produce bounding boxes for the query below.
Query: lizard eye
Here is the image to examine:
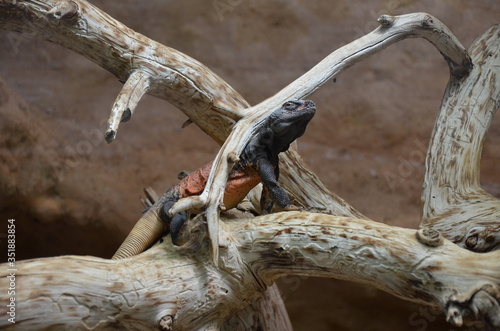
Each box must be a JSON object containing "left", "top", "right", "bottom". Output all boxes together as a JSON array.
[{"left": 283, "top": 101, "right": 297, "bottom": 111}]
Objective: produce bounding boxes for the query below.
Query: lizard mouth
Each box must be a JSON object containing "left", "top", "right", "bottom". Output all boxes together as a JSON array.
[
  {"left": 301, "top": 100, "right": 316, "bottom": 109},
  {"left": 281, "top": 99, "right": 316, "bottom": 116},
  {"left": 293, "top": 100, "right": 316, "bottom": 119},
  {"left": 297, "top": 100, "right": 316, "bottom": 111}
]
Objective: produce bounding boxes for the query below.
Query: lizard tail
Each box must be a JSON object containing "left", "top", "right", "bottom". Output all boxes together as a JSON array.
[{"left": 112, "top": 212, "right": 166, "bottom": 260}]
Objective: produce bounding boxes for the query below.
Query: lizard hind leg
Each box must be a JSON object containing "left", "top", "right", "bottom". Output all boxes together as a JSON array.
[
  {"left": 160, "top": 200, "right": 188, "bottom": 246},
  {"left": 169, "top": 212, "right": 188, "bottom": 245}
]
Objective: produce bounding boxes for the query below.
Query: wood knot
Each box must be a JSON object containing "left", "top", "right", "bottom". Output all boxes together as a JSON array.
[
  {"left": 121, "top": 108, "right": 132, "bottom": 122},
  {"left": 377, "top": 15, "right": 394, "bottom": 27},
  {"left": 158, "top": 315, "right": 174, "bottom": 331},
  {"left": 47, "top": 0, "right": 79, "bottom": 20},
  {"left": 227, "top": 152, "right": 240, "bottom": 164},
  {"left": 446, "top": 302, "right": 463, "bottom": 327},
  {"left": 416, "top": 228, "right": 444, "bottom": 247},
  {"left": 446, "top": 285, "right": 500, "bottom": 328},
  {"left": 421, "top": 15, "right": 434, "bottom": 29},
  {"left": 465, "top": 234, "right": 478, "bottom": 249}
]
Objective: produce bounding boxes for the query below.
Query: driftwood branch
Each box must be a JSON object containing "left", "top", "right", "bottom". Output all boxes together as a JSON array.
[
  {"left": 0, "top": 213, "right": 498, "bottom": 330},
  {"left": 0, "top": 0, "right": 292, "bottom": 328},
  {"left": 421, "top": 24, "right": 500, "bottom": 252},
  {"left": 0, "top": 0, "right": 367, "bottom": 263},
  {"left": 166, "top": 12, "right": 473, "bottom": 263},
  {"left": 0, "top": 0, "right": 499, "bottom": 329},
  {"left": 0, "top": 0, "right": 244, "bottom": 143}
]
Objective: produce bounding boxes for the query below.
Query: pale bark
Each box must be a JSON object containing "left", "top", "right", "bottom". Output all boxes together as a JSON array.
[
  {"left": 165, "top": 12, "right": 473, "bottom": 263},
  {"left": 421, "top": 25, "right": 500, "bottom": 252},
  {"left": 0, "top": 213, "right": 499, "bottom": 330},
  {"left": 0, "top": 0, "right": 291, "bottom": 329},
  {"left": 0, "top": 0, "right": 499, "bottom": 330}
]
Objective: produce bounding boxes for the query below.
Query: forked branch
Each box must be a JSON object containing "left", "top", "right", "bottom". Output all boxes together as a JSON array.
[
  {"left": 0, "top": 1, "right": 497, "bottom": 329},
  {"left": 0, "top": 0, "right": 364, "bottom": 221},
  {"left": 167, "top": 12, "right": 473, "bottom": 263},
  {"left": 0, "top": 0, "right": 246, "bottom": 143}
]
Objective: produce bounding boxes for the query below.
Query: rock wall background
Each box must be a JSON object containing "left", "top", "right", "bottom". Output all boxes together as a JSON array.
[{"left": 0, "top": 0, "right": 498, "bottom": 330}]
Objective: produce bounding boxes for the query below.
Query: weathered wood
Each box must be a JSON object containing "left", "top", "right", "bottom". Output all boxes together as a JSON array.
[
  {"left": 165, "top": 12, "right": 473, "bottom": 264},
  {"left": 229, "top": 213, "right": 500, "bottom": 329},
  {"left": 0, "top": 0, "right": 293, "bottom": 329},
  {"left": 421, "top": 25, "right": 500, "bottom": 252},
  {"left": 0, "top": 0, "right": 498, "bottom": 329},
  {"left": 0, "top": 0, "right": 366, "bottom": 263},
  {"left": 0, "top": 0, "right": 244, "bottom": 144},
  {"left": 0, "top": 213, "right": 498, "bottom": 330}
]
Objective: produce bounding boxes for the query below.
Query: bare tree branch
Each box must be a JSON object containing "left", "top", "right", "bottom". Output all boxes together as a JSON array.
[
  {"left": 167, "top": 12, "right": 473, "bottom": 263},
  {"left": 421, "top": 24, "right": 500, "bottom": 252},
  {"left": 107, "top": 70, "right": 151, "bottom": 141},
  {"left": 0, "top": 0, "right": 293, "bottom": 328},
  {"left": 1, "top": 213, "right": 498, "bottom": 330},
  {"left": 0, "top": 0, "right": 245, "bottom": 143},
  {"left": 0, "top": 0, "right": 367, "bottom": 262},
  {"left": 0, "top": 0, "right": 498, "bottom": 329}
]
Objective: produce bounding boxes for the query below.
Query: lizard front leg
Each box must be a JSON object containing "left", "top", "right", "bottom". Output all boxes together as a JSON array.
[{"left": 257, "top": 157, "right": 292, "bottom": 209}]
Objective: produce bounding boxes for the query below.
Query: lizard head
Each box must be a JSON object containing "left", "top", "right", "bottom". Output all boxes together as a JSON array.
[{"left": 267, "top": 99, "right": 316, "bottom": 153}]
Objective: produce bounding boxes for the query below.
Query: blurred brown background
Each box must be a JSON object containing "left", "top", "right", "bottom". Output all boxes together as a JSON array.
[{"left": 0, "top": 0, "right": 498, "bottom": 330}]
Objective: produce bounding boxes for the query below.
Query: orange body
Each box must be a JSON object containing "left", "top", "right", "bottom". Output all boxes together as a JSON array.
[{"left": 177, "top": 161, "right": 261, "bottom": 211}]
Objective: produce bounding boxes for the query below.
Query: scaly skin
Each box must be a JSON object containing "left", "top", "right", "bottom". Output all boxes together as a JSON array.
[{"left": 112, "top": 100, "right": 316, "bottom": 259}]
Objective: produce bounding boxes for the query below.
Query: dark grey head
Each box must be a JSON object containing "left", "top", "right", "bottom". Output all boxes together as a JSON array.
[{"left": 267, "top": 100, "right": 316, "bottom": 153}]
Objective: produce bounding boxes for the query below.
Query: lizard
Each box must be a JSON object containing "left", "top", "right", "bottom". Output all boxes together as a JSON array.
[{"left": 112, "top": 99, "right": 316, "bottom": 260}]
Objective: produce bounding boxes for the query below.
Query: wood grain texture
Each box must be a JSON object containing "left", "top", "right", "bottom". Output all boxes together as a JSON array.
[
  {"left": 0, "top": 213, "right": 498, "bottom": 329},
  {"left": 421, "top": 25, "right": 500, "bottom": 252},
  {"left": 0, "top": 0, "right": 498, "bottom": 329}
]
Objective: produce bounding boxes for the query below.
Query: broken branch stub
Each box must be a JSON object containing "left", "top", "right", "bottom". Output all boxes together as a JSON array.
[
  {"left": 106, "top": 70, "right": 151, "bottom": 142},
  {"left": 0, "top": 0, "right": 248, "bottom": 144}
]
